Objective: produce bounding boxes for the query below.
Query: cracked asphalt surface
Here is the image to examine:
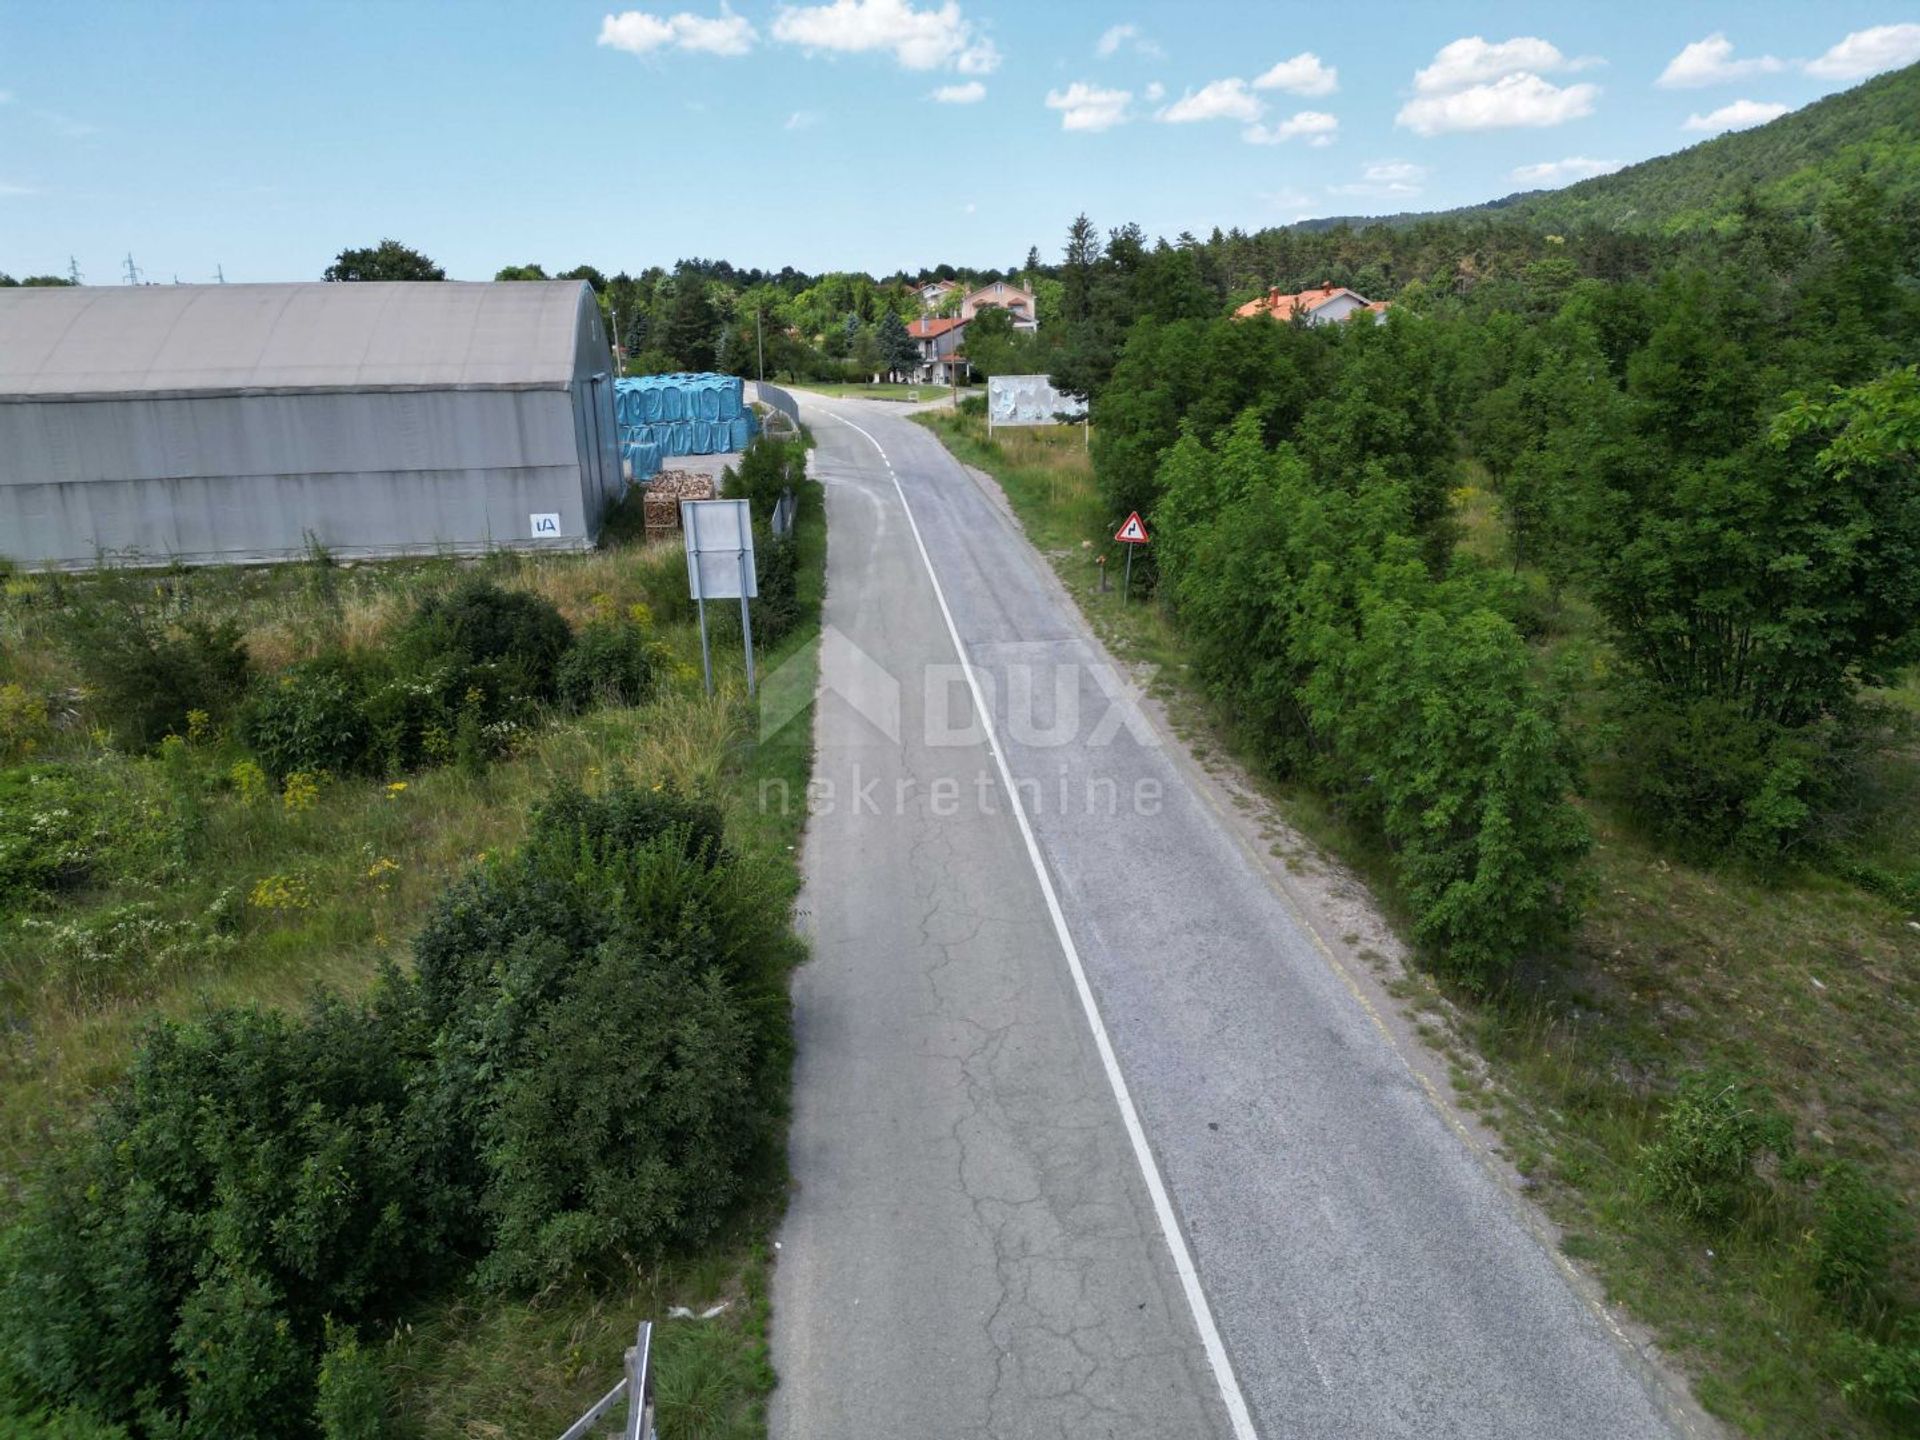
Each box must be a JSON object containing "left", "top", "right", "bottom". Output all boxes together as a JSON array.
[{"left": 769, "top": 396, "right": 1693, "bottom": 1439}]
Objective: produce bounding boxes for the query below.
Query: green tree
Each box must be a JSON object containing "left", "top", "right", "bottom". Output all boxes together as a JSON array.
[
  {"left": 665, "top": 275, "right": 718, "bottom": 371},
  {"left": 876, "top": 310, "right": 918, "bottom": 380},
  {"left": 322, "top": 239, "right": 445, "bottom": 282},
  {"left": 851, "top": 322, "right": 883, "bottom": 378},
  {"left": 960, "top": 304, "right": 1031, "bottom": 378},
  {"left": 493, "top": 263, "right": 549, "bottom": 281}
]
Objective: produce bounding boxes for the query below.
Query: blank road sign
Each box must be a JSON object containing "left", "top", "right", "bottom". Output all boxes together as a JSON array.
[{"left": 682, "top": 498, "right": 758, "bottom": 600}]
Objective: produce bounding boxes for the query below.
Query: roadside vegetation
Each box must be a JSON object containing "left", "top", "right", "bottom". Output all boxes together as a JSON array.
[
  {"left": 0, "top": 436, "right": 824, "bottom": 1439},
  {"left": 919, "top": 175, "right": 1920, "bottom": 1437}
]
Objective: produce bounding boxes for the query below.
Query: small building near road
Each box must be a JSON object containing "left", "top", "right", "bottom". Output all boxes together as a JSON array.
[
  {"left": 1234, "top": 282, "right": 1389, "bottom": 325},
  {"left": 905, "top": 316, "right": 970, "bottom": 385},
  {"left": 0, "top": 279, "right": 621, "bottom": 570}
]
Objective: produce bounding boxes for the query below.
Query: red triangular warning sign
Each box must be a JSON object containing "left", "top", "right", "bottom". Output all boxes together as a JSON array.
[{"left": 1115, "top": 511, "right": 1150, "bottom": 544}]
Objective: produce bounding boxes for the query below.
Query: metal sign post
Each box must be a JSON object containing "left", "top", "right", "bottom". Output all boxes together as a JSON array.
[
  {"left": 683, "top": 499, "right": 759, "bottom": 698},
  {"left": 694, "top": 583, "right": 715, "bottom": 696},
  {"left": 738, "top": 546, "right": 756, "bottom": 697},
  {"left": 1114, "top": 510, "right": 1150, "bottom": 605}
]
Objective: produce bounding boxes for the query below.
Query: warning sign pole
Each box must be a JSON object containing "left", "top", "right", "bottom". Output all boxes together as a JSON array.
[{"left": 1114, "top": 511, "right": 1150, "bottom": 604}]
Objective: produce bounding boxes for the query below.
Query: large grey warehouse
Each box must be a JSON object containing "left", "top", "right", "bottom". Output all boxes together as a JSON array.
[{"left": 0, "top": 280, "right": 622, "bottom": 570}]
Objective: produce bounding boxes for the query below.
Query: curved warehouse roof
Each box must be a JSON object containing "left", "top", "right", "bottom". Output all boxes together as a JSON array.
[{"left": 0, "top": 280, "right": 597, "bottom": 400}]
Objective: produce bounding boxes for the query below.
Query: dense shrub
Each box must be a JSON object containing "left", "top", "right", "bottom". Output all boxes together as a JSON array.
[
  {"left": 1611, "top": 690, "right": 1837, "bottom": 860},
  {"left": 61, "top": 611, "right": 250, "bottom": 751},
  {"left": 724, "top": 437, "right": 805, "bottom": 524},
  {"left": 238, "top": 655, "right": 372, "bottom": 779},
  {"left": 0, "top": 994, "right": 449, "bottom": 1435},
  {"left": 555, "top": 620, "right": 655, "bottom": 712},
  {"left": 395, "top": 578, "right": 571, "bottom": 701},
  {"left": 750, "top": 528, "right": 801, "bottom": 647},
  {"left": 1636, "top": 1075, "right": 1792, "bottom": 1226},
  {"left": 412, "top": 782, "right": 791, "bottom": 1284},
  {"left": 476, "top": 935, "right": 755, "bottom": 1287}
]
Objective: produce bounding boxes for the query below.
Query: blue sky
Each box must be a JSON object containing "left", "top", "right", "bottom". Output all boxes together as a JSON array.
[{"left": 3, "top": 2, "right": 1918, "bottom": 283}]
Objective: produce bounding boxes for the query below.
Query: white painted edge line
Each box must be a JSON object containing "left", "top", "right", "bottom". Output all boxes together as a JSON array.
[{"left": 820, "top": 407, "right": 1261, "bottom": 1440}]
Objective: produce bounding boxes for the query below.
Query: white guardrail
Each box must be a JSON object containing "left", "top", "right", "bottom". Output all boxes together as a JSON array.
[{"left": 556, "top": 1320, "right": 657, "bottom": 1440}]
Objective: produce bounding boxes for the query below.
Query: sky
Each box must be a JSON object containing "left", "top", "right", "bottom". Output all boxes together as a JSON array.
[{"left": 3, "top": 2, "right": 1919, "bottom": 284}]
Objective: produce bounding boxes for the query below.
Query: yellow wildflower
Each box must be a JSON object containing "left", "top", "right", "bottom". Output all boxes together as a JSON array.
[
  {"left": 248, "top": 872, "right": 313, "bottom": 910},
  {"left": 282, "top": 771, "right": 320, "bottom": 813}
]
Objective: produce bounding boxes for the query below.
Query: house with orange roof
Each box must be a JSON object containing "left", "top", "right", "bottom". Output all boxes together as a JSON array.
[
  {"left": 1234, "top": 282, "right": 1388, "bottom": 325},
  {"left": 904, "top": 315, "right": 970, "bottom": 385}
]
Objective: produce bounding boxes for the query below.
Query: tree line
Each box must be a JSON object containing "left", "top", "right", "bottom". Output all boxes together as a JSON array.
[{"left": 1058, "top": 179, "right": 1919, "bottom": 981}]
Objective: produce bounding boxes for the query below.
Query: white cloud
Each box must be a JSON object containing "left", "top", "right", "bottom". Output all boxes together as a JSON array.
[
  {"left": 771, "top": 0, "right": 1000, "bottom": 72},
  {"left": 1159, "top": 77, "right": 1262, "bottom": 123},
  {"left": 1511, "top": 155, "right": 1624, "bottom": 186},
  {"left": 1398, "top": 72, "right": 1598, "bottom": 134},
  {"left": 1244, "top": 110, "right": 1338, "bottom": 146},
  {"left": 1683, "top": 98, "right": 1789, "bottom": 133},
  {"left": 0, "top": 91, "right": 13, "bottom": 105},
  {"left": 930, "top": 80, "right": 985, "bottom": 103},
  {"left": 598, "top": 5, "right": 757, "bottom": 57},
  {"left": 1045, "top": 81, "right": 1132, "bottom": 132},
  {"left": 963, "top": 201, "right": 976, "bottom": 213},
  {"left": 954, "top": 38, "right": 999, "bottom": 74},
  {"left": 1094, "top": 22, "right": 1160, "bottom": 59},
  {"left": 785, "top": 109, "right": 821, "bottom": 129},
  {"left": 1805, "top": 23, "right": 1920, "bottom": 80},
  {"left": 1143, "top": 80, "right": 1165, "bottom": 102},
  {"left": 1413, "top": 35, "right": 1587, "bottom": 93},
  {"left": 1329, "top": 159, "right": 1428, "bottom": 200},
  {"left": 1253, "top": 52, "right": 1337, "bottom": 96},
  {"left": 0, "top": 181, "right": 35, "bottom": 197},
  {"left": 1657, "top": 33, "right": 1783, "bottom": 88}
]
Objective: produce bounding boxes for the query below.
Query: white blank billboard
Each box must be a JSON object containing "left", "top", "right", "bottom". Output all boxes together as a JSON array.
[{"left": 987, "top": 374, "right": 1088, "bottom": 428}]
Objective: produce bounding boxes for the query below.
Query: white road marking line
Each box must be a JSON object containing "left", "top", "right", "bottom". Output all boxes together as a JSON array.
[{"left": 819, "top": 407, "right": 1261, "bottom": 1440}]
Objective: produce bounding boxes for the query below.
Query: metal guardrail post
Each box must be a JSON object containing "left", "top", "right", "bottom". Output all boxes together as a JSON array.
[
  {"left": 625, "top": 1320, "right": 655, "bottom": 1440},
  {"left": 552, "top": 1318, "right": 657, "bottom": 1440}
]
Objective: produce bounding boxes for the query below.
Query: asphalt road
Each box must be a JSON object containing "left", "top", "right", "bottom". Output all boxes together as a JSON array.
[{"left": 770, "top": 395, "right": 1693, "bottom": 1440}]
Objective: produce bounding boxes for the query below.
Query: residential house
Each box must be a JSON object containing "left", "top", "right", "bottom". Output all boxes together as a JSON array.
[
  {"left": 960, "top": 280, "right": 1038, "bottom": 332},
  {"left": 905, "top": 316, "right": 969, "bottom": 385},
  {"left": 918, "top": 279, "right": 960, "bottom": 312},
  {"left": 1234, "top": 282, "right": 1389, "bottom": 325}
]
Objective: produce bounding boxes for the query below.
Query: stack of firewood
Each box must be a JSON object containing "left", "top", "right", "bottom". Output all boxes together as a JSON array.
[{"left": 643, "top": 470, "right": 716, "bottom": 540}]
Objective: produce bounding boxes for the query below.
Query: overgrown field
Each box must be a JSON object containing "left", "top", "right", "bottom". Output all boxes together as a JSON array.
[
  {"left": 0, "top": 440, "right": 824, "bottom": 1439},
  {"left": 920, "top": 405, "right": 1920, "bottom": 1439}
]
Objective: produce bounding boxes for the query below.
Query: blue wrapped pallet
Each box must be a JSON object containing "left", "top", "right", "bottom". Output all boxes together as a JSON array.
[{"left": 612, "top": 373, "right": 754, "bottom": 482}]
